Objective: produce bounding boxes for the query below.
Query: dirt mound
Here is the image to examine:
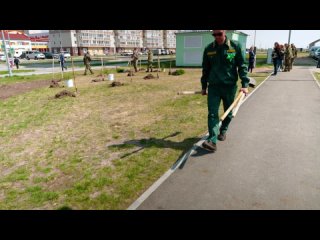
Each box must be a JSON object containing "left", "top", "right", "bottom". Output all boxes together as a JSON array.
[
  {"left": 109, "top": 81, "right": 124, "bottom": 87},
  {"left": 127, "top": 71, "right": 135, "bottom": 76},
  {"left": 143, "top": 74, "right": 156, "bottom": 80},
  {"left": 49, "top": 80, "right": 62, "bottom": 88},
  {"left": 55, "top": 90, "right": 76, "bottom": 98},
  {"left": 92, "top": 78, "right": 105, "bottom": 82}
]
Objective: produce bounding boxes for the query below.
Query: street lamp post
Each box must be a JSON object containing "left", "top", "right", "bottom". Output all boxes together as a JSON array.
[
  {"left": 253, "top": 30, "right": 257, "bottom": 54},
  {"left": 288, "top": 30, "right": 292, "bottom": 45},
  {"left": 1, "top": 30, "right": 12, "bottom": 77}
]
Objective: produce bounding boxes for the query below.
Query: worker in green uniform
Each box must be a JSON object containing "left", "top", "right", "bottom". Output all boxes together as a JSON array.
[
  {"left": 146, "top": 48, "right": 153, "bottom": 72},
  {"left": 201, "top": 30, "right": 250, "bottom": 152}
]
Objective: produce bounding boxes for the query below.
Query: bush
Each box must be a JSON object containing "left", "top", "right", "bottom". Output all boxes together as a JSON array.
[
  {"left": 116, "top": 68, "right": 125, "bottom": 73},
  {"left": 171, "top": 69, "right": 185, "bottom": 76}
]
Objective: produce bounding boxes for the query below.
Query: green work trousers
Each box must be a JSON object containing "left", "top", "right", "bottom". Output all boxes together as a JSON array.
[{"left": 207, "top": 84, "right": 237, "bottom": 144}]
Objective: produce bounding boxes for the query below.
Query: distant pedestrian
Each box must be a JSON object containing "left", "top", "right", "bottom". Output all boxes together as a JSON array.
[
  {"left": 271, "top": 42, "right": 281, "bottom": 75},
  {"left": 146, "top": 48, "right": 153, "bottom": 72},
  {"left": 248, "top": 46, "right": 255, "bottom": 73},
  {"left": 284, "top": 43, "right": 292, "bottom": 72},
  {"left": 317, "top": 57, "right": 320, "bottom": 68},
  {"left": 131, "top": 48, "right": 139, "bottom": 72},
  {"left": 59, "top": 53, "right": 67, "bottom": 71},
  {"left": 290, "top": 43, "right": 297, "bottom": 70},
  {"left": 14, "top": 57, "right": 20, "bottom": 69},
  {"left": 83, "top": 51, "right": 94, "bottom": 75},
  {"left": 279, "top": 44, "right": 285, "bottom": 72}
]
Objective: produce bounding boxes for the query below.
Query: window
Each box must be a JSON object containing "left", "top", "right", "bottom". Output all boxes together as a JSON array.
[
  {"left": 184, "top": 36, "right": 202, "bottom": 48},
  {"left": 75, "top": 41, "right": 77, "bottom": 44}
]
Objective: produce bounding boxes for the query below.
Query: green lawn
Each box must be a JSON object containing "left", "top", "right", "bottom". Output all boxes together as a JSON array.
[
  {"left": 0, "top": 68, "right": 270, "bottom": 209},
  {"left": 314, "top": 72, "right": 320, "bottom": 81}
]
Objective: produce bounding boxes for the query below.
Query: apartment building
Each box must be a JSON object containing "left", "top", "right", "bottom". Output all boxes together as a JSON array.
[
  {"left": 143, "top": 30, "right": 163, "bottom": 49},
  {"left": 48, "top": 30, "right": 177, "bottom": 55},
  {"left": 114, "top": 30, "right": 143, "bottom": 52},
  {"left": 49, "top": 30, "right": 78, "bottom": 55},
  {"left": 76, "top": 30, "right": 115, "bottom": 55},
  {"left": 163, "top": 30, "right": 177, "bottom": 50}
]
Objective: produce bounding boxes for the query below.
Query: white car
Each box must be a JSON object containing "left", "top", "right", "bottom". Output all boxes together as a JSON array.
[
  {"left": 26, "top": 51, "right": 45, "bottom": 60},
  {"left": 60, "top": 51, "right": 71, "bottom": 58},
  {"left": 0, "top": 54, "right": 6, "bottom": 61}
]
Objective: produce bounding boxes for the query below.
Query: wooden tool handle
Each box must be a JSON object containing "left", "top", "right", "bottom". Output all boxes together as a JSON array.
[
  {"left": 232, "top": 93, "right": 245, "bottom": 118},
  {"left": 220, "top": 92, "right": 244, "bottom": 121},
  {"left": 177, "top": 91, "right": 202, "bottom": 95}
]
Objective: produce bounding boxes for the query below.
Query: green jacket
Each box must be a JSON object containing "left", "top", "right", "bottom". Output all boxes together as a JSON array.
[{"left": 201, "top": 37, "right": 250, "bottom": 90}]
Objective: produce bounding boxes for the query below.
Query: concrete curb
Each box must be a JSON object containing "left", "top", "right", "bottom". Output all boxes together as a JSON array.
[
  {"left": 310, "top": 69, "right": 320, "bottom": 89},
  {"left": 127, "top": 72, "right": 273, "bottom": 210}
]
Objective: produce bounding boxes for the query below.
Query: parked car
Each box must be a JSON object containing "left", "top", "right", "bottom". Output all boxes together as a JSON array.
[
  {"left": 309, "top": 46, "right": 320, "bottom": 57},
  {"left": 25, "top": 51, "right": 45, "bottom": 60},
  {"left": 43, "top": 52, "right": 54, "bottom": 59},
  {"left": 152, "top": 49, "right": 162, "bottom": 55},
  {"left": 60, "top": 51, "right": 71, "bottom": 58},
  {"left": 314, "top": 48, "right": 320, "bottom": 60},
  {"left": 0, "top": 54, "right": 6, "bottom": 61},
  {"left": 120, "top": 51, "right": 133, "bottom": 56}
]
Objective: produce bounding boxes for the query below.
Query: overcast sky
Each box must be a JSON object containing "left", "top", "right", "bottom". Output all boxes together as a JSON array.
[{"left": 239, "top": 30, "right": 320, "bottom": 49}]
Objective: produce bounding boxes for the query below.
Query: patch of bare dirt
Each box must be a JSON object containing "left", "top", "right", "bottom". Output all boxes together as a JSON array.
[{"left": 0, "top": 79, "right": 52, "bottom": 100}]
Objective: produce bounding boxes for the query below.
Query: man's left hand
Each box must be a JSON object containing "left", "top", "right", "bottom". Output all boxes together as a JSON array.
[{"left": 240, "top": 88, "right": 249, "bottom": 95}]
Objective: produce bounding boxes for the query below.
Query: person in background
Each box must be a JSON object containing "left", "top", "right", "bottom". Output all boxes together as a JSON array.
[
  {"left": 271, "top": 42, "right": 281, "bottom": 75},
  {"left": 284, "top": 43, "right": 292, "bottom": 72},
  {"left": 278, "top": 44, "right": 285, "bottom": 72},
  {"left": 83, "top": 51, "right": 94, "bottom": 75},
  {"left": 248, "top": 46, "right": 255, "bottom": 73},
  {"left": 290, "top": 43, "right": 297, "bottom": 70},
  {"left": 59, "top": 52, "right": 67, "bottom": 71},
  {"left": 14, "top": 57, "right": 20, "bottom": 69}
]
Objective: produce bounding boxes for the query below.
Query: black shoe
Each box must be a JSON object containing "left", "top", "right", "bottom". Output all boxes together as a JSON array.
[
  {"left": 218, "top": 132, "right": 226, "bottom": 141},
  {"left": 202, "top": 141, "right": 217, "bottom": 152},
  {"left": 271, "top": 73, "right": 277, "bottom": 75}
]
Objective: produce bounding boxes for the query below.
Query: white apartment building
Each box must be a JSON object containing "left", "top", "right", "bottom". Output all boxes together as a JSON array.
[
  {"left": 114, "top": 30, "right": 143, "bottom": 52},
  {"left": 143, "top": 30, "right": 163, "bottom": 49},
  {"left": 76, "top": 30, "right": 115, "bottom": 55},
  {"left": 163, "top": 30, "right": 177, "bottom": 50},
  {"left": 48, "top": 30, "right": 177, "bottom": 55}
]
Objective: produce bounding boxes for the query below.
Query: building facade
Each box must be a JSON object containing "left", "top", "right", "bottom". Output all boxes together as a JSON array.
[
  {"left": 143, "top": 30, "right": 164, "bottom": 49},
  {"left": 0, "top": 32, "right": 32, "bottom": 57},
  {"left": 114, "top": 30, "right": 143, "bottom": 52},
  {"left": 49, "top": 30, "right": 78, "bottom": 55},
  {"left": 48, "top": 30, "right": 178, "bottom": 55},
  {"left": 76, "top": 30, "right": 115, "bottom": 55},
  {"left": 163, "top": 30, "right": 177, "bottom": 50}
]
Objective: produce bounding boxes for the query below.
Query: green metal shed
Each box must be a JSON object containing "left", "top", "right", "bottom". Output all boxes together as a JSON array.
[{"left": 175, "top": 30, "right": 248, "bottom": 67}]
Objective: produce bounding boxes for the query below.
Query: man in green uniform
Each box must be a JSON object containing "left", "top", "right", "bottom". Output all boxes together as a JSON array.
[
  {"left": 201, "top": 30, "right": 250, "bottom": 152},
  {"left": 290, "top": 43, "right": 297, "bottom": 70},
  {"left": 284, "top": 43, "right": 292, "bottom": 72},
  {"left": 146, "top": 48, "right": 153, "bottom": 72},
  {"left": 83, "top": 51, "right": 94, "bottom": 75},
  {"left": 131, "top": 48, "right": 139, "bottom": 72}
]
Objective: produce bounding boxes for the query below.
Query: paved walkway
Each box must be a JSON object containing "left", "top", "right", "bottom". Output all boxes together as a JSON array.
[{"left": 136, "top": 67, "right": 320, "bottom": 210}]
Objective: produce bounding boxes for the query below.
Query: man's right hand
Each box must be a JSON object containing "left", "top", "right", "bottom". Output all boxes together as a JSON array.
[{"left": 201, "top": 89, "right": 207, "bottom": 95}]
